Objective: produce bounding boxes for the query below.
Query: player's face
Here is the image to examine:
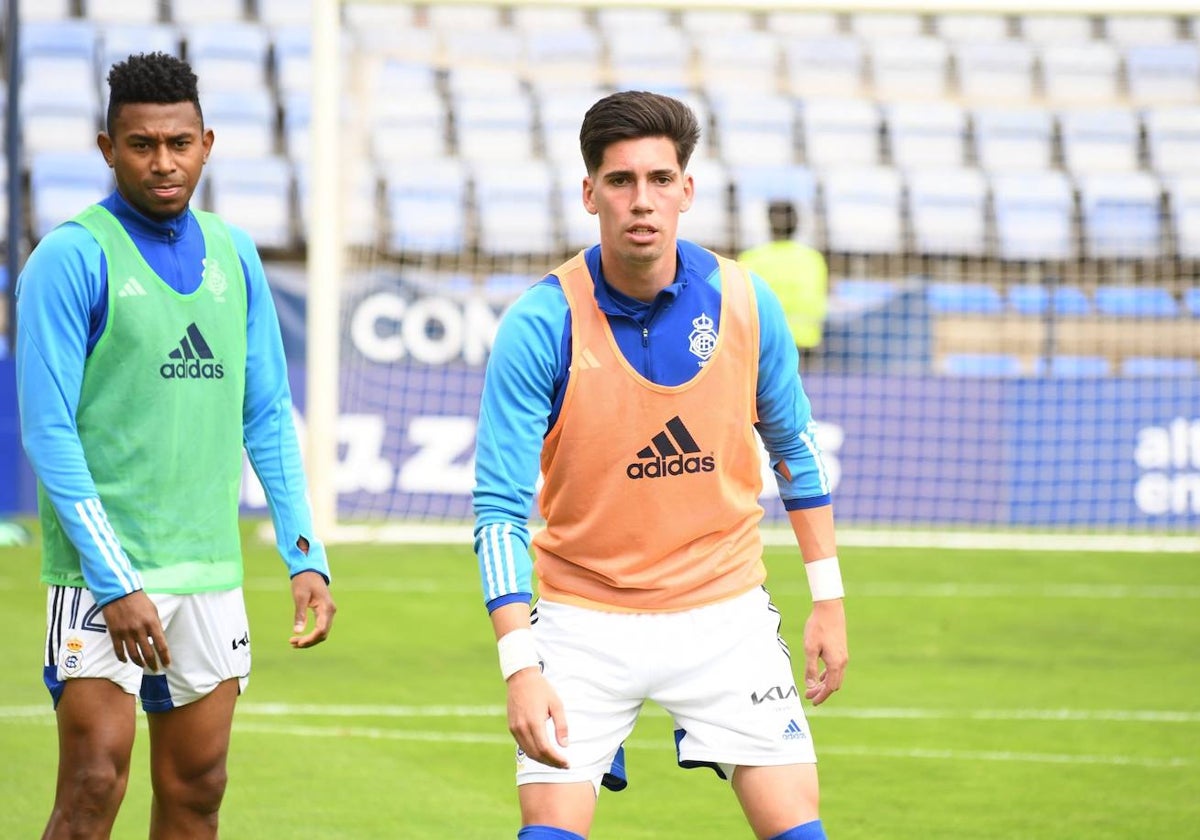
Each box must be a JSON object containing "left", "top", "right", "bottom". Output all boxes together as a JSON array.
[
  {"left": 99, "top": 101, "right": 214, "bottom": 221},
  {"left": 583, "top": 136, "right": 693, "bottom": 284}
]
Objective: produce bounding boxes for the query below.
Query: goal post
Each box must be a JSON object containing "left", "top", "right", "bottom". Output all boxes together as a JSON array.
[{"left": 302, "top": 0, "right": 1200, "bottom": 550}]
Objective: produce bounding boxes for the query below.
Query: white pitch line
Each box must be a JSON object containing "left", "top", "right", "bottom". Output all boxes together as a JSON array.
[
  {"left": 5, "top": 704, "right": 1199, "bottom": 723},
  {"left": 229, "top": 722, "right": 1191, "bottom": 769},
  {"left": 236, "top": 579, "right": 1200, "bottom": 599}
]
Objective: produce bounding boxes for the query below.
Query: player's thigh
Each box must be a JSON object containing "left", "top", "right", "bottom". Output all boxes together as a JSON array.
[
  {"left": 657, "top": 587, "right": 816, "bottom": 770},
  {"left": 54, "top": 678, "right": 140, "bottom": 779},
  {"left": 146, "top": 678, "right": 239, "bottom": 795},
  {"left": 143, "top": 588, "right": 250, "bottom": 712},
  {"left": 732, "top": 763, "right": 820, "bottom": 839}
]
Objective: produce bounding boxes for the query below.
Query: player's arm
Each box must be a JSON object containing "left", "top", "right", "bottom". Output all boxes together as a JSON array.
[
  {"left": 233, "top": 228, "right": 334, "bottom": 647},
  {"left": 15, "top": 229, "right": 168, "bottom": 669},
  {"left": 751, "top": 274, "right": 847, "bottom": 704},
  {"left": 473, "top": 282, "right": 569, "bottom": 768}
]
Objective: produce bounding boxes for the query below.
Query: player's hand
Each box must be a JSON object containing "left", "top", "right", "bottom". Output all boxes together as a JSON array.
[
  {"left": 101, "top": 590, "right": 170, "bottom": 671},
  {"left": 289, "top": 570, "right": 336, "bottom": 648},
  {"left": 803, "top": 598, "right": 848, "bottom": 706},
  {"left": 506, "top": 668, "right": 569, "bottom": 769}
]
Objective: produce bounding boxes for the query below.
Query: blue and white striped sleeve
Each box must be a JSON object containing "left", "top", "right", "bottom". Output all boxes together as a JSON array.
[
  {"left": 473, "top": 282, "right": 567, "bottom": 612},
  {"left": 15, "top": 226, "right": 145, "bottom": 606},
  {"left": 750, "top": 273, "right": 833, "bottom": 509}
]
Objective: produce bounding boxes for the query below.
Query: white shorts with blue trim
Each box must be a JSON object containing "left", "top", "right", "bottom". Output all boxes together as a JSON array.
[
  {"left": 516, "top": 586, "right": 817, "bottom": 794},
  {"left": 44, "top": 585, "right": 251, "bottom": 712}
]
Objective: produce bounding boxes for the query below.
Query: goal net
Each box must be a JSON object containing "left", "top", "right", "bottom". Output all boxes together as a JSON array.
[{"left": 291, "top": 0, "right": 1200, "bottom": 546}]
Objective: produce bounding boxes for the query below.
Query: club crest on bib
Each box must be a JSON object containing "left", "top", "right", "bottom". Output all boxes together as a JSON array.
[
  {"left": 688, "top": 312, "right": 716, "bottom": 366},
  {"left": 203, "top": 257, "right": 228, "bottom": 303}
]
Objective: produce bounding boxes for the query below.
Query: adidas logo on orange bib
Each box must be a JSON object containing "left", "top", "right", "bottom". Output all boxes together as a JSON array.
[
  {"left": 626, "top": 415, "right": 715, "bottom": 480},
  {"left": 160, "top": 323, "right": 225, "bottom": 380}
]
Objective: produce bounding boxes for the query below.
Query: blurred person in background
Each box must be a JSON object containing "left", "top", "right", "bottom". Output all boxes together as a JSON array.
[{"left": 738, "top": 200, "right": 829, "bottom": 370}]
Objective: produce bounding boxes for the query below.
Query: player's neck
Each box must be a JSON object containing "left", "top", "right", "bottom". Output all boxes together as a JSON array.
[{"left": 600, "top": 250, "right": 677, "bottom": 303}]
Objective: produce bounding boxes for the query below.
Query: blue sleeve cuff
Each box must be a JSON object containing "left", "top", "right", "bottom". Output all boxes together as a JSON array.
[
  {"left": 285, "top": 537, "right": 331, "bottom": 583},
  {"left": 783, "top": 493, "right": 833, "bottom": 511},
  {"left": 486, "top": 592, "right": 534, "bottom": 613}
]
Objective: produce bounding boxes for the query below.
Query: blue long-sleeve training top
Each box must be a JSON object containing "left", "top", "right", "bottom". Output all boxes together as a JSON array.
[
  {"left": 16, "top": 190, "right": 329, "bottom": 606},
  {"left": 474, "top": 240, "right": 832, "bottom": 613}
]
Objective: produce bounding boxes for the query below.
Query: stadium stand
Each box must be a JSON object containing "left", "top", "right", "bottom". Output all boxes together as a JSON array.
[
  {"left": 1038, "top": 42, "right": 1122, "bottom": 103},
  {"left": 1123, "top": 43, "right": 1200, "bottom": 104},
  {"left": 168, "top": 0, "right": 246, "bottom": 25},
  {"left": 1076, "top": 171, "right": 1163, "bottom": 259},
  {"left": 990, "top": 169, "right": 1075, "bottom": 260},
  {"left": 1093, "top": 285, "right": 1179, "bottom": 318},
  {"left": 28, "top": 151, "right": 114, "bottom": 240},
  {"left": 1058, "top": 108, "right": 1142, "bottom": 174},
  {"left": 1035, "top": 354, "right": 1113, "bottom": 377},
  {"left": 81, "top": 0, "right": 162, "bottom": 25},
  {"left": 800, "top": 98, "right": 881, "bottom": 167},
  {"left": 100, "top": 22, "right": 183, "bottom": 71},
  {"left": 952, "top": 39, "right": 1037, "bottom": 102},
  {"left": 1006, "top": 283, "right": 1093, "bottom": 316},
  {"left": 1120, "top": 356, "right": 1199, "bottom": 376},
  {"left": 970, "top": 106, "right": 1056, "bottom": 171},
  {"left": 783, "top": 36, "right": 866, "bottom": 97},
  {"left": 382, "top": 156, "right": 469, "bottom": 256},
  {"left": 926, "top": 281, "right": 1005, "bottom": 314},
  {"left": 471, "top": 158, "right": 560, "bottom": 257},
  {"left": 821, "top": 166, "right": 904, "bottom": 254},
  {"left": 905, "top": 168, "right": 989, "bottom": 256},
  {"left": 1144, "top": 106, "right": 1200, "bottom": 175},
  {"left": 939, "top": 352, "right": 1026, "bottom": 377},
  {"left": 203, "top": 155, "right": 294, "bottom": 252},
  {"left": 730, "top": 162, "right": 818, "bottom": 248},
  {"left": 886, "top": 101, "right": 968, "bottom": 168},
  {"left": 868, "top": 37, "right": 951, "bottom": 100},
  {"left": 1167, "top": 176, "right": 1200, "bottom": 258},
  {"left": 709, "top": 93, "right": 798, "bottom": 167}
]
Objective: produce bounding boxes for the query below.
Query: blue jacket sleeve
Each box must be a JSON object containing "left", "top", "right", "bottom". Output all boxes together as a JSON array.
[
  {"left": 15, "top": 225, "right": 146, "bottom": 605},
  {"left": 233, "top": 227, "right": 330, "bottom": 581},
  {"left": 472, "top": 281, "right": 567, "bottom": 611},
  {"left": 750, "top": 273, "right": 833, "bottom": 509}
]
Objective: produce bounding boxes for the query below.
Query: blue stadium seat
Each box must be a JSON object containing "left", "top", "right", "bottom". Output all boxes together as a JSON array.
[
  {"left": 939, "top": 352, "right": 1025, "bottom": 377},
  {"left": 21, "top": 19, "right": 97, "bottom": 61},
  {"left": 453, "top": 92, "right": 537, "bottom": 163},
  {"left": 370, "top": 70, "right": 447, "bottom": 163},
  {"left": 906, "top": 168, "right": 988, "bottom": 257},
  {"left": 1167, "top": 176, "right": 1200, "bottom": 258},
  {"left": 833, "top": 278, "right": 900, "bottom": 304},
  {"left": 887, "top": 101, "right": 968, "bottom": 169},
  {"left": 295, "top": 163, "right": 379, "bottom": 249},
  {"left": 83, "top": 0, "right": 162, "bottom": 24},
  {"left": 425, "top": 2, "right": 504, "bottom": 30},
  {"left": 1185, "top": 287, "right": 1200, "bottom": 316},
  {"left": 1093, "top": 285, "right": 1179, "bottom": 318},
  {"left": 441, "top": 27, "right": 522, "bottom": 67},
  {"left": 933, "top": 13, "right": 1009, "bottom": 41},
  {"left": 680, "top": 8, "right": 757, "bottom": 34},
  {"left": 765, "top": 10, "right": 841, "bottom": 37},
  {"left": 695, "top": 30, "right": 780, "bottom": 99},
  {"left": 927, "top": 282, "right": 1004, "bottom": 314},
  {"left": 169, "top": 0, "right": 246, "bottom": 25},
  {"left": 521, "top": 27, "right": 605, "bottom": 95},
  {"left": 1035, "top": 355, "right": 1112, "bottom": 377},
  {"left": 783, "top": 37, "right": 865, "bottom": 97},
  {"left": 557, "top": 178, "right": 596, "bottom": 252},
  {"left": 1124, "top": 44, "right": 1200, "bottom": 104},
  {"left": 100, "top": 23, "right": 182, "bottom": 72},
  {"left": 383, "top": 156, "right": 469, "bottom": 255},
  {"left": 952, "top": 40, "right": 1037, "bottom": 102},
  {"left": 1120, "top": 356, "right": 1199, "bottom": 377},
  {"left": 971, "top": 106, "right": 1055, "bottom": 172},
  {"left": 29, "top": 151, "right": 115, "bottom": 240},
  {"left": 821, "top": 166, "right": 904, "bottom": 254},
  {"left": 1076, "top": 172, "right": 1163, "bottom": 259},
  {"left": 537, "top": 89, "right": 605, "bottom": 166},
  {"left": 510, "top": 5, "right": 588, "bottom": 31},
  {"left": 187, "top": 21, "right": 270, "bottom": 91},
  {"left": 271, "top": 26, "right": 313, "bottom": 97},
  {"left": 1007, "top": 284, "right": 1092, "bottom": 316},
  {"left": 203, "top": 89, "right": 277, "bottom": 158},
  {"left": 472, "top": 159, "right": 559, "bottom": 256},
  {"left": 1038, "top": 42, "right": 1122, "bottom": 104},
  {"left": 254, "top": 0, "right": 312, "bottom": 27},
  {"left": 21, "top": 77, "right": 101, "bottom": 155},
  {"left": 710, "top": 93, "right": 797, "bottom": 167},
  {"left": 1144, "top": 106, "right": 1200, "bottom": 175},
  {"left": 800, "top": 98, "right": 880, "bottom": 167},
  {"left": 1018, "top": 13, "right": 1095, "bottom": 43},
  {"left": 605, "top": 26, "right": 692, "bottom": 92},
  {"left": 990, "top": 170, "right": 1075, "bottom": 260},
  {"left": 15, "top": 0, "right": 73, "bottom": 21},
  {"left": 870, "top": 37, "right": 951, "bottom": 99},
  {"left": 1103, "top": 15, "right": 1180, "bottom": 45},
  {"left": 203, "top": 155, "right": 294, "bottom": 251},
  {"left": 677, "top": 158, "right": 734, "bottom": 252},
  {"left": 1059, "top": 108, "right": 1141, "bottom": 174}
]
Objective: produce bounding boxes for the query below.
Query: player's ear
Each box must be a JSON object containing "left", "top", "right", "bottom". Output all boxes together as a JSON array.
[
  {"left": 680, "top": 172, "right": 694, "bottom": 213},
  {"left": 582, "top": 176, "right": 598, "bottom": 215},
  {"left": 201, "top": 127, "right": 215, "bottom": 162},
  {"left": 98, "top": 132, "right": 115, "bottom": 167}
]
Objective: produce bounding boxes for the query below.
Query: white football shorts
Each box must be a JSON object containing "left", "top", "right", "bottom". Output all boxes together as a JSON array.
[
  {"left": 516, "top": 585, "right": 817, "bottom": 793},
  {"left": 44, "top": 585, "right": 251, "bottom": 712}
]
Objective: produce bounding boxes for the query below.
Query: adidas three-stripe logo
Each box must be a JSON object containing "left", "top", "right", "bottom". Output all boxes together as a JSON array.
[
  {"left": 625, "top": 415, "right": 715, "bottom": 480},
  {"left": 117, "top": 277, "right": 147, "bottom": 297},
  {"left": 160, "top": 323, "right": 225, "bottom": 380}
]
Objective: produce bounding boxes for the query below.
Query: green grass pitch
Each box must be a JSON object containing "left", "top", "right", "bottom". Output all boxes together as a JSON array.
[{"left": 1, "top": 526, "right": 1197, "bottom": 838}]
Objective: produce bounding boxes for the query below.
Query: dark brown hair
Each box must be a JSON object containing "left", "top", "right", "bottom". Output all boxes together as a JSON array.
[{"left": 579, "top": 90, "right": 700, "bottom": 175}]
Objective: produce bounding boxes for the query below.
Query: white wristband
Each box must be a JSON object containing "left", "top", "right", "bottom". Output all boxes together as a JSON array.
[
  {"left": 497, "top": 628, "right": 540, "bottom": 680},
  {"left": 805, "top": 556, "right": 845, "bottom": 601}
]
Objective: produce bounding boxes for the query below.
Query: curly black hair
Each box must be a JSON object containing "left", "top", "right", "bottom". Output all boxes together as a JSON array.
[{"left": 106, "top": 52, "right": 203, "bottom": 134}]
